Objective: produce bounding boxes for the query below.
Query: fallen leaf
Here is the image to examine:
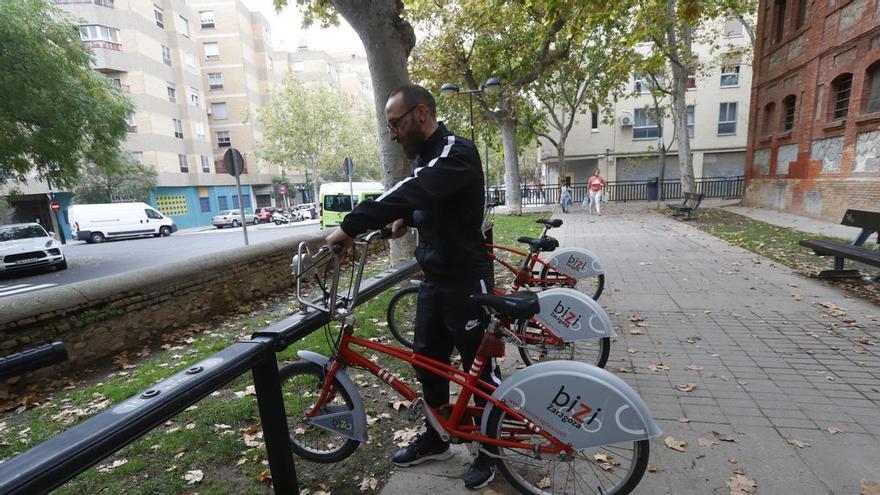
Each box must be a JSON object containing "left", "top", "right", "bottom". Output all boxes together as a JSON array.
[
  {"left": 676, "top": 383, "right": 697, "bottom": 392},
  {"left": 627, "top": 347, "right": 639, "bottom": 354},
  {"left": 257, "top": 469, "right": 272, "bottom": 482},
  {"left": 618, "top": 367, "right": 633, "bottom": 373},
  {"left": 536, "top": 476, "right": 552, "bottom": 489},
  {"left": 698, "top": 436, "right": 718, "bottom": 448},
  {"left": 862, "top": 480, "right": 880, "bottom": 495},
  {"left": 786, "top": 437, "right": 810, "bottom": 448},
  {"left": 392, "top": 427, "right": 420, "bottom": 447},
  {"left": 854, "top": 336, "right": 876, "bottom": 346},
  {"left": 713, "top": 431, "right": 737, "bottom": 443},
  {"left": 664, "top": 436, "right": 686, "bottom": 452},
  {"left": 826, "top": 426, "right": 842, "bottom": 434},
  {"left": 647, "top": 464, "right": 657, "bottom": 472},
  {"left": 184, "top": 470, "right": 204, "bottom": 485},
  {"left": 359, "top": 476, "right": 379, "bottom": 491},
  {"left": 97, "top": 459, "right": 128, "bottom": 473},
  {"left": 629, "top": 328, "right": 643, "bottom": 335},
  {"left": 679, "top": 416, "right": 690, "bottom": 423},
  {"left": 728, "top": 457, "right": 738, "bottom": 464},
  {"left": 686, "top": 365, "right": 704, "bottom": 371},
  {"left": 389, "top": 399, "right": 411, "bottom": 411},
  {"left": 728, "top": 473, "right": 757, "bottom": 494},
  {"left": 648, "top": 363, "right": 670, "bottom": 372}
]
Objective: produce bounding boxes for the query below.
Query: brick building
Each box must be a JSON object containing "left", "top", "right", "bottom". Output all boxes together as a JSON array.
[{"left": 744, "top": 0, "right": 880, "bottom": 221}]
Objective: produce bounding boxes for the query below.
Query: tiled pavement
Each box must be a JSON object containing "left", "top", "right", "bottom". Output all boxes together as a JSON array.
[{"left": 380, "top": 206, "right": 879, "bottom": 495}]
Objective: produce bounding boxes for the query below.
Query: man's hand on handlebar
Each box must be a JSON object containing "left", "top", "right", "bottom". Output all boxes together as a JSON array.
[
  {"left": 388, "top": 218, "right": 407, "bottom": 239},
  {"left": 325, "top": 228, "right": 354, "bottom": 259}
]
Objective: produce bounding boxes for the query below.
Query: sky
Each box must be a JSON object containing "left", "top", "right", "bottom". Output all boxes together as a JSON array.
[{"left": 241, "top": 0, "right": 366, "bottom": 56}]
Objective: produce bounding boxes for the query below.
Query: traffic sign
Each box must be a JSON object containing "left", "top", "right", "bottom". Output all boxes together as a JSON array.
[
  {"left": 49, "top": 200, "right": 60, "bottom": 213},
  {"left": 223, "top": 148, "right": 245, "bottom": 177},
  {"left": 279, "top": 184, "right": 288, "bottom": 196},
  {"left": 342, "top": 156, "right": 354, "bottom": 177}
]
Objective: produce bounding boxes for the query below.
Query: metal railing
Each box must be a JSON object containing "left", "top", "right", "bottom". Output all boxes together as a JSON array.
[
  {"left": 0, "top": 258, "right": 420, "bottom": 495},
  {"left": 54, "top": 0, "right": 114, "bottom": 6},
  {"left": 489, "top": 176, "right": 744, "bottom": 205}
]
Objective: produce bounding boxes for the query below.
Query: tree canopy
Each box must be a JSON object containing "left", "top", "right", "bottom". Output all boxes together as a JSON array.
[
  {"left": 0, "top": 0, "right": 132, "bottom": 189},
  {"left": 73, "top": 155, "right": 158, "bottom": 204}
]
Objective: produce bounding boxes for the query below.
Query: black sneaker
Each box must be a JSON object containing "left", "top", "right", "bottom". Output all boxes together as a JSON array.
[
  {"left": 463, "top": 453, "right": 495, "bottom": 490},
  {"left": 391, "top": 429, "right": 451, "bottom": 467}
]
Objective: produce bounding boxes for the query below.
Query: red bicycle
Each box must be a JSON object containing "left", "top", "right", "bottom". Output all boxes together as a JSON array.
[
  {"left": 386, "top": 218, "right": 610, "bottom": 367},
  {"left": 282, "top": 231, "right": 659, "bottom": 495}
]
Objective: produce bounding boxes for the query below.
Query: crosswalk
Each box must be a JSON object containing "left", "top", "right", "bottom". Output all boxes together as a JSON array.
[{"left": 0, "top": 283, "right": 58, "bottom": 298}]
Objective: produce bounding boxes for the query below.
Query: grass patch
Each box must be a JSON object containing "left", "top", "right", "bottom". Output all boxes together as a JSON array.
[{"left": 688, "top": 208, "right": 879, "bottom": 304}]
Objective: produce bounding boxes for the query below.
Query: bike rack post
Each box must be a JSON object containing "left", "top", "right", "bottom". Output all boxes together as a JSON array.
[{"left": 251, "top": 347, "right": 298, "bottom": 494}]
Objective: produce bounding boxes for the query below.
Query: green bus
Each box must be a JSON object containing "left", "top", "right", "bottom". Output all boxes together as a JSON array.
[{"left": 319, "top": 181, "right": 385, "bottom": 229}]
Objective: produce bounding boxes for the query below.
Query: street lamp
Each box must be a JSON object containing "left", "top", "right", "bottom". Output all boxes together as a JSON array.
[{"left": 440, "top": 78, "right": 501, "bottom": 200}]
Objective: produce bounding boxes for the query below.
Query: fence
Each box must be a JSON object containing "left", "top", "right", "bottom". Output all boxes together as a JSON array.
[
  {"left": 0, "top": 258, "right": 420, "bottom": 495},
  {"left": 491, "top": 175, "right": 744, "bottom": 205}
]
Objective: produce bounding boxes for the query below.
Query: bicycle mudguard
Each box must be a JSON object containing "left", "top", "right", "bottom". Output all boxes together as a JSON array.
[
  {"left": 544, "top": 247, "right": 604, "bottom": 277},
  {"left": 296, "top": 351, "right": 369, "bottom": 443},
  {"left": 480, "top": 361, "right": 661, "bottom": 449},
  {"left": 533, "top": 288, "right": 616, "bottom": 341}
]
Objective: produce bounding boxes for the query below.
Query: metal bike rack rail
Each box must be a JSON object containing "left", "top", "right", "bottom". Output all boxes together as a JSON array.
[{"left": 0, "top": 258, "right": 420, "bottom": 495}]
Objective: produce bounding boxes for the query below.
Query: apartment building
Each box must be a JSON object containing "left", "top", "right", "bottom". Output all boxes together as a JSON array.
[
  {"left": 270, "top": 46, "right": 373, "bottom": 99},
  {"left": 21, "top": 0, "right": 285, "bottom": 231},
  {"left": 541, "top": 20, "right": 752, "bottom": 186},
  {"left": 744, "top": 0, "right": 880, "bottom": 222}
]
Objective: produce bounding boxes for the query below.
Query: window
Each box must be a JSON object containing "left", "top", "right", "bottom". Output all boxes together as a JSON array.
[
  {"left": 177, "top": 16, "right": 190, "bottom": 37},
  {"left": 178, "top": 154, "right": 189, "bottom": 172},
  {"left": 154, "top": 5, "right": 164, "bottom": 29},
  {"left": 161, "top": 44, "right": 172, "bottom": 66},
  {"left": 590, "top": 108, "right": 599, "bottom": 130},
  {"left": 199, "top": 197, "right": 211, "bottom": 212},
  {"left": 190, "top": 87, "right": 200, "bottom": 107},
  {"left": 78, "top": 25, "right": 120, "bottom": 43},
  {"left": 173, "top": 118, "right": 184, "bottom": 139},
  {"left": 723, "top": 18, "right": 743, "bottom": 37},
  {"left": 218, "top": 195, "right": 228, "bottom": 210},
  {"left": 774, "top": 0, "right": 787, "bottom": 43},
  {"left": 782, "top": 95, "right": 797, "bottom": 131},
  {"left": 634, "top": 74, "right": 661, "bottom": 93},
  {"left": 145, "top": 209, "right": 164, "bottom": 220},
  {"left": 718, "top": 102, "right": 737, "bottom": 135},
  {"left": 210, "top": 102, "right": 228, "bottom": 119},
  {"left": 131, "top": 151, "right": 143, "bottom": 164},
  {"left": 195, "top": 121, "right": 206, "bottom": 138},
  {"left": 762, "top": 102, "right": 775, "bottom": 135},
  {"left": 720, "top": 65, "right": 740, "bottom": 87},
  {"left": 204, "top": 42, "right": 219, "bottom": 60},
  {"left": 166, "top": 82, "right": 176, "bottom": 102},
  {"left": 864, "top": 63, "right": 880, "bottom": 114},
  {"left": 201, "top": 155, "right": 211, "bottom": 173},
  {"left": 633, "top": 108, "right": 660, "bottom": 139},
  {"left": 217, "top": 131, "right": 231, "bottom": 147},
  {"left": 795, "top": 0, "right": 808, "bottom": 30},
  {"left": 687, "top": 105, "right": 695, "bottom": 138},
  {"left": 831, "top": 73, "right": 852, "bottom": 120},
  {"left": 125, "top": 114, "right": 137, "bottom": 133},
  {"left": 232, "top": 195, "right": 240, "bottom": 209},
  {"left": 208, "top": 72, "right": 224, "bottom": 90},
  {"left": 184, "top": 52, "right": 196, "bottom": 72},
  {"left": 687, "top": 72, "right": 697, "bottom": 89},
  {"left": 200, "top": 10, "right": 215, "bottom": 29}
]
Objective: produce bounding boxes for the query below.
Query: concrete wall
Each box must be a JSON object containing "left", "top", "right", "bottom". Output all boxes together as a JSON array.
[{"left": 0, "top": 233, "right": 325, "bottom": 373}]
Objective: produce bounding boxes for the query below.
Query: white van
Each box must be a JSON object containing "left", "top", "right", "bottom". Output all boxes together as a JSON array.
[
  {"left": 319, "top": 182, "right": 384, "bottom": 228},
  {"left": 68, "top": 202, "right": 177, "bottom": 243}
]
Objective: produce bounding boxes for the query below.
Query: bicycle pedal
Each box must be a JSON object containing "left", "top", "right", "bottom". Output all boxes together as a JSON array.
[{"left": 407, "top": 397, "right": 425, "bottom": 421}]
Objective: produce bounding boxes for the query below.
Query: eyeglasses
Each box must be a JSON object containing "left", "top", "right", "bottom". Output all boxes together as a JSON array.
[{"left": 386, "top": 105, "right": 418, "bottom": 131}]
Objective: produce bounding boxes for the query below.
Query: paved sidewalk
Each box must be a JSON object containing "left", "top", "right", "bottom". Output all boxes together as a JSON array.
[{"left": 379, "top": 206, "right": 880, "bottom": 495}]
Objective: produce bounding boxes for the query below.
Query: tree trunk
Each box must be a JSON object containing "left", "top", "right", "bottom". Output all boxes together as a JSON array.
[
  {"left": 332, "top": 0, "right": 417, "bottom": 264},
  {"left": 499, "top": 117, "right": 522, "bottom": 215},
  {"left": 666, "top": 4, "right": 695, "bottom": 195},
  {"left": 557, "top": 141, "right": 566, "bottom": 187}
]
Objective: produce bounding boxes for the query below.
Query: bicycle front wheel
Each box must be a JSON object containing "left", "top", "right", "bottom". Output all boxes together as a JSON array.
[
  {"left": 386, "top": 286, "right": 418, "bottom": 349},
  {"left": 515, "top": 320, "right": 611, "bottom": 368},
  {"left": 280, "top": 361, "right": 361, "bottom": 463},
  {"left": 539, "top": 265, "right": 604, "bottom": 301},
  {"left": 484, "top": 406, "right": 650, "bottom": 495}
]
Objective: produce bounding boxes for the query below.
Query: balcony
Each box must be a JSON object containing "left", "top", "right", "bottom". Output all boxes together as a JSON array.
[
  {"left": 84, "top": 40, "right": 121, "bottom": 51},
  {"left": 54, "top": 0, "right": 114, "bottom": 7}
]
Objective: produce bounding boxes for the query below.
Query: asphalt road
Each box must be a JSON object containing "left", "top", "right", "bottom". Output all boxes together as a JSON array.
[{"left": 0, "top": 221, "right": 322, "bottom": 299}]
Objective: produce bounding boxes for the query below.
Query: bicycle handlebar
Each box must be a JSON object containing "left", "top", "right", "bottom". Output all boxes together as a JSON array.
[{"left": 0, "top": 342, "right": 68, "bottom": 381}]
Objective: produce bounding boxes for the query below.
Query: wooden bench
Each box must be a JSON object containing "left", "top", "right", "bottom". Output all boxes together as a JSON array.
[
  {"left": 667, "top": 192, "right": 704, "bottom": 220},
  {"left": 798, "top": 209, "right": 880, "bottom": 279}
]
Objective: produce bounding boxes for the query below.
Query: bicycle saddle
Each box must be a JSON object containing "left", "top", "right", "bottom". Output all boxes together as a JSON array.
[
  {"left": 536, "top": 219, "right": 563, "bottom": 228},
  {"left": 470, "top": 291, "right": 540, "bottom": 319},
  {"left": 516, "top": 235, "right": 559, "bottom": 252}
]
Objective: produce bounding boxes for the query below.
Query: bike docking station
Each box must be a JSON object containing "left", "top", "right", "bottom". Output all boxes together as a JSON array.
[{"left": 0, "top": 235, "right": 420, "bottom": 495}]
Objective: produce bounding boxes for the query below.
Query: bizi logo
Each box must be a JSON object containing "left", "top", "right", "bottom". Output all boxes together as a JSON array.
[
  {"left": 545, "top": 385, "right": 600, "bottom": 430},
  {"left": 566, "top": 254, "right": 588, "bottom": 272},
  {"left": 550, "top": 301, "right": 582, "bottom": 331}
]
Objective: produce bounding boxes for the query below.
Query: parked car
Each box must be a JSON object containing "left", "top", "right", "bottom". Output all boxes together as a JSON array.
[
  {"left": 0, "top": 223, "right": 67, "bottom": 273},
  {"left": 297, "top": 203, "right": 319, "bottom": 220},
  {"left": 68, "top": 202, "right": 177, "bottom": 243},
  {"left": 212, "top": 209, "right": 258, "bottom": 228},
  {"left": 254, "top": 207, "right": 277, "bottom": 223}
]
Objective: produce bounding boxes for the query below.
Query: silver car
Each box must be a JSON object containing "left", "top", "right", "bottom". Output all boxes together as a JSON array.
[
  {"left": 212, "top": 209, "right": 258, "bottom": 228},
  {"left": 0, "top": 223, "right": 67, "bottom": 272}
]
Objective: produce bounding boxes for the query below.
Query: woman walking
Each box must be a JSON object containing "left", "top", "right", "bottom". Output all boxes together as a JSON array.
[{"left": 587, "top": 169, "right": 605, "bottom": 215}]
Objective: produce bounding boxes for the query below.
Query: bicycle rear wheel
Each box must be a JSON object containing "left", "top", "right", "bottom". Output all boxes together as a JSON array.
[
  {"left": 484, "top": 407, "right": 649, "bottom": 495},
  {"left": 386, "top": 286, "right": 418, "bottom": 349},
  {"left": 515, "top": 320, "right": 611, "bottom": 368},
  {"left": 539, "top": 265, "right": 604, "bottom": 301},
  {"left": 280, "top": 361, "right": 361, "bottom": 463}
]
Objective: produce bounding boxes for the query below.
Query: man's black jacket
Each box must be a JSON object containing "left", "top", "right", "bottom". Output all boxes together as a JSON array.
[{"left": 340, "top": 122, "right": 492, "bottom": 282}]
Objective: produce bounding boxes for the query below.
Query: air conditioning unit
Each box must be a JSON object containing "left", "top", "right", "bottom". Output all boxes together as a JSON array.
[
  {"left": 619, "top": 115, "right": 633, "bottom": 127},
  {"left": 206, "top": 107, "right": 213, "bottom": 115}
]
